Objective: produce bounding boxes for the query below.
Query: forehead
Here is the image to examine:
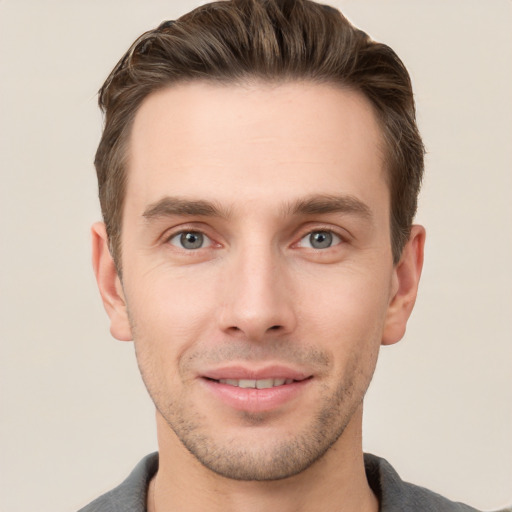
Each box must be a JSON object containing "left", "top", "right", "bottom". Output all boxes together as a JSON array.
[{"left": 126, "top": 81, "right": 387, "bottom": 213}]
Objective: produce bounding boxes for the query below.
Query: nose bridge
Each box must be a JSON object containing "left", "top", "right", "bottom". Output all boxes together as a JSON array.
[{"left": 219, "top": 236, "right": 296, "bottom": 339}]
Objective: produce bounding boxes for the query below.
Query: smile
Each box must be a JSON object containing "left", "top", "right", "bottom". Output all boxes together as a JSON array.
[
  {"left": 201, "top": 371, "right": 312, "bottom": 413},
  {"left": 218, "top": 378, "right": 295, "bottom": 389}
]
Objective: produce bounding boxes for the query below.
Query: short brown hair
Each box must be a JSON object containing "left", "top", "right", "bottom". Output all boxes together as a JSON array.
[{"left": 95, "top": 0, "right": 424, "bottom": 271}]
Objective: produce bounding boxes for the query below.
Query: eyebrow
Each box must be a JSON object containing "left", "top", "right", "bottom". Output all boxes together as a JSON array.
[
  {"left": 142, "top": 194, "right": 372, "bottom": 221},
  {"left": 142, "top": 197, "right": 228, "bottom": 220},
  {"left": 286, "top": 194, "right": 373, "bottom": 220}
]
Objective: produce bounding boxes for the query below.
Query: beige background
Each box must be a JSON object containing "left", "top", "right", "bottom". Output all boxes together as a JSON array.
[{"left": 0, "top": 1, "right": 511, "bottom": 511}]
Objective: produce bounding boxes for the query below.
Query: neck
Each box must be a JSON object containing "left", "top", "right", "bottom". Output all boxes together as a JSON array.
[{"left": 148, "top": 407, "right": 378, "bottom": 512}]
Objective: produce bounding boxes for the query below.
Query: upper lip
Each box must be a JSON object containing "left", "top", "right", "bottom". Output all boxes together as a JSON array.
[{"left": 200, "top": 365, "right": 311, "bottom": 381}]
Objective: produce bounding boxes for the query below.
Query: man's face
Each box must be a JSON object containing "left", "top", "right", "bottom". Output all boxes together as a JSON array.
[{"left": 97, "top": 81, "right": 420, "bottom": 480}]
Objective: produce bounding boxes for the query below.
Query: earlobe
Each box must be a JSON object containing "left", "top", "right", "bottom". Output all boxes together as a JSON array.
[
  {"left": 91, "top": 222, "right": 133, "bottom": 341},
  {"left": 381, "top": 225, "right": 425, "bottom": 346}
]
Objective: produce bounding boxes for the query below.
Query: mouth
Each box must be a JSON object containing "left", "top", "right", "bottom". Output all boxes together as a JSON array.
[
  {"left": 201, "top": 365, "right": 310, "bottom": 382},
  {"left": 200, "top": 367, "right": 312, "bottom": 413},
  {"left": 216, "top": 378, "right": 295, "bottom": 389}
]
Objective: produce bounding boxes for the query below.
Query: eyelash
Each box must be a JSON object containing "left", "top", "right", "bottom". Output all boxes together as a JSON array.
[
  {"left": 296, "top": 229, "right": 344, "bottom": 250},
  {"left": 164, "top": 226, "right": 346, "bottom": 252},
  {"left": 166, "top": 230, "right": 215, "bottom": 250}
]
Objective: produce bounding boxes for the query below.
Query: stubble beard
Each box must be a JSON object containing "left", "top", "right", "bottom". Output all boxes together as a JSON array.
[
  {"left": 130, "top": 313, "right": 379, "bottom": 482},
  {"left": 162, "top": 379, "right": 361, "bottom": 481},
  {"left": 142, "top": 357, "right": 373, "bottom": 482}
]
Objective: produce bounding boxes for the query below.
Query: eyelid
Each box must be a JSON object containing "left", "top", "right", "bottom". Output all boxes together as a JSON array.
[
  {"left": 167, "top": 230, "right": 213, "bottom": 249},
  {"left": 293, "top": 224, "right": 349, "bottom": 247},
  {"left": 162, "top": 223, "right": 221, "bottom": 249},
  {"left": 297, "top": 230, "right": 343, "bottom": 249}
]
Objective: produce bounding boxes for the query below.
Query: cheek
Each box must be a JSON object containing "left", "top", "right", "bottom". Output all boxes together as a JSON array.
[
  {"left": 301, "top": 267, "right": 391, "bottom": 329},
  {"left": 296, "top": 267, "right": 392, "bottom": 377},
  {"left": 125, "top": 267, "right": 221, "bottom": 360},
  {"left": 129, "top": 258, "right": 219, "bottom": 312}
]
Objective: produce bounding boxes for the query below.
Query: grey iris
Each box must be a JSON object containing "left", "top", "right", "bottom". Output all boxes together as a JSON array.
[
  {"left": 181, "top": 232, "right": 204, "bottom": 249},
  {"left": 310, "top": 231, "right": 333, "bottom": 249}
]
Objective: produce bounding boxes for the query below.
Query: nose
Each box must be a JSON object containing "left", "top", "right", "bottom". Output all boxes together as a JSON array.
[{"left": 218, "top": 241, "right": 297, "bottom": 341}]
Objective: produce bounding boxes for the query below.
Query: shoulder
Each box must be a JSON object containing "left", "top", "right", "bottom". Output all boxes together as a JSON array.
[
  {"left": 364, "top": 453, "right": 502, "bottom": 512},
  {"left": 77, "top": 452, "right": 158, "bottom": 512}
]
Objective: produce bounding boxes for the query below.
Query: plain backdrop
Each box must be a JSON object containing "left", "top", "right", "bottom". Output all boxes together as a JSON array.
[{"left": 0, "top": 1, "right": 511, "bottom": 511}]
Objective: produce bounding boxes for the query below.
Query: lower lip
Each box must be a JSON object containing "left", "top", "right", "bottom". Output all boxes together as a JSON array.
[{"left": 201, "top": 378, "right": 310, "bottom": 413}]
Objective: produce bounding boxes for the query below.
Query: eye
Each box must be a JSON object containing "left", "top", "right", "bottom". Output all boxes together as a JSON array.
[
  {"left": 298, "top": 230, "right": 342, "bottom": 249},
  {"left": 168, "top": 231, "right": 212, "bottom": 250}
]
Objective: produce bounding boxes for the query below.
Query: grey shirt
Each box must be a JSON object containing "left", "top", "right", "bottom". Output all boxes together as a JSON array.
[{"left": 78, "top": 452, "right": 502, "bottom": 511}]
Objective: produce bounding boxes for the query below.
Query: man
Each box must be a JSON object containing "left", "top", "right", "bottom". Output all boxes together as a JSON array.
[{"left": 80, "top": 1, "right": 505, "bottom": 511}]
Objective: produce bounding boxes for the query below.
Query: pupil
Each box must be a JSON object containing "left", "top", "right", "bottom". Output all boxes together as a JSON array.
[
  {"left": 181, "top": 232, "right": 203, "bottom": 249},
  {"left": 311, "top": 231, "right": 332, "bottom": 249}
]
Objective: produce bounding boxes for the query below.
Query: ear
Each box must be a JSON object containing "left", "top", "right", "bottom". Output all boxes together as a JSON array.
[
  {"left": 91, "top": 222, "right": 132, "bottom": 341},
  {"left": 381, "top": 225, "right": 425, "bottom": 346}
]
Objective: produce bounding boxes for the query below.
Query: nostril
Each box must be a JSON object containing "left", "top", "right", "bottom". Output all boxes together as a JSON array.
[{"left": 269, "top": 325, "right": 282, "bottom": 331}]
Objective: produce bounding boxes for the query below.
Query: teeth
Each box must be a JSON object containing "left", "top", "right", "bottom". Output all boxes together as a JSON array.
[
  {"left": 238, "top": 379, "right": 256, "bottom": 389},
  {"left": 256, "top": 378, "right": 274, "bottom": 389},
  {"left": 218, "top": 378, "right": 293, "bottom": 388}
]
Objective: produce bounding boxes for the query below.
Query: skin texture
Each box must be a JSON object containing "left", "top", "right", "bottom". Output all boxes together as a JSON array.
[{"left": 92, "top": 81, "right": 424, "bottom": 512}]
